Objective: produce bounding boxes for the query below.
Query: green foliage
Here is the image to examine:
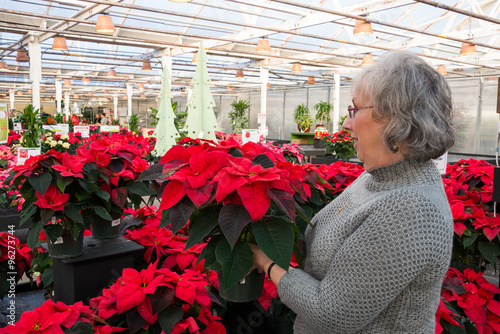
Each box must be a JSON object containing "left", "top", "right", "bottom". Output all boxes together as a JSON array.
[
  {"left": 339, "top": 114, "right": 348, "bottom": 128},
  {"left": 53, "top": 113, "right": 64, "bottom": 124},
  {"left": 128, "top": 114, "right": 140, "bottom": 134},
  {"left": 149, "top": 107, "right": 159, "bottom": 126},
  {"left": 314, "top": 101, "right": 332, "bottom": 125},
  {"left": 293, "top": 104, "right": 314, "bottom": 132},
  {"left": 321, "top": 130, "right": 356, "bottom": 161},
  {"left": 229, "top": 99, "right": 250, "bottom": 133},
  {"left": 17, "top": 104, "right": 44, "bottom": 147},
  {"left": 110, "top": 118, "right": 120, "bottom": 125}
]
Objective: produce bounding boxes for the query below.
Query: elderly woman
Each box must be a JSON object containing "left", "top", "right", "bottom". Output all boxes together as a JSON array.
[{"left": 251, "top": 51, "right": 455, "bottom": 333}]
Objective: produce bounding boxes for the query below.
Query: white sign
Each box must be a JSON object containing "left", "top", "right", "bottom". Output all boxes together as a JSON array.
[
  {"left": 257, "top": 113, "right": 266, "bottom": 124},
  {"left": 42, "top": 124, "right": 69, "bottom": 135},
  {"left": 17, "top": 147, "right": 41, "bottom": 166},
  {"left": 432, "top": 152, "right": 448, "bottom": 175},
  {"left": 0, "top": 104, "right": 7, "bottom": 144},
  {"left": 142, "top": 128, "right": 155, "bottom": 138},
  {"left": 13, "top": 122, "right": 22, "bottom": 131},
  {"left": 100, "top": 125, "right": 120, "bottom": 133},
  {"left": 242, "top": 129, "right": 260, "bottom": 144},
  {"left": 74, "top": 125, "right": 90, "bottom": 138}
]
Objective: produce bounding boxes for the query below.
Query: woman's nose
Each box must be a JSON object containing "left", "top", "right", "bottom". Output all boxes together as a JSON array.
[{"left": 342, "top": 115, "right": 352, "bottom": 130}]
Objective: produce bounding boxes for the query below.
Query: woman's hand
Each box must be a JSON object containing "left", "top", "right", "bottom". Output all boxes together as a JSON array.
[{"left": 249, "top": 243, "right": 273, "bottom": 273}]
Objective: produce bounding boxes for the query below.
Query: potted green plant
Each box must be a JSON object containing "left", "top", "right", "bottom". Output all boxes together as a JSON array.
[
  {"left": 17, "top": 104, "right": 44, "bottom": 148},
  {"left": 229, "top": 99, "right": 250, "bottom": 133},
  {"left": 293, "top": 104, "right": 313, "bottom": 133},
  {"left": 321, "top": 130, "right": 356, "bottom": 161},
  {"left": 127, "top": 114, "right": 140, "bottom": 134},
  {"left": 314, "top": 101, "right": 332, "bottom": 126}
]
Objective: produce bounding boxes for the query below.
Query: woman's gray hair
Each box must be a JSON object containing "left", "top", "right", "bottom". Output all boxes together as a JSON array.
[{"left": 351, "top": 51, "right": 455, "bottom": 162}]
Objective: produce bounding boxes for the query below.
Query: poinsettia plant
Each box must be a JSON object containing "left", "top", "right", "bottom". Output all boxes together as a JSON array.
[
  {"left": 320, "top": 130, "right": 356, "bottom": 161},
  {"left": 0, "top": 232, "right": 34, "bottom": 298},
  {"left": 139, "top": 137, "right": 318, "bottom": 290}
]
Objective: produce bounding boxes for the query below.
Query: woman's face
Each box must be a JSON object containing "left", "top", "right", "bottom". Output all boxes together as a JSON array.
[{"left": 342, "top": 91, "right": 404, "bottom": 170}]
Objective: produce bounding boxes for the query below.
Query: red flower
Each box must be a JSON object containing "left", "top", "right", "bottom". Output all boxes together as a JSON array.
[
  {"left": 0, "top": 300, "right": 65, "bottom": 334},
  {"left": 435, "top": 299, "right": 461, "bottom": 334},
  {"left": 52, "top": 153, "right": 85, "bottom": 178},
  {"left": 34, "top": 184, "right": 69, "bottom": 211}
]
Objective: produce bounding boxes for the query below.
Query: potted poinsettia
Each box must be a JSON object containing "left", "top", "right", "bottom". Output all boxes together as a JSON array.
[
  {"left": 76, "top": 132, "right": 151, "bottom": 239},
  {"left": 10, "top": 150, "right": 95, "bottom": 257},
  {"left": 139, "top": 137, "right": 313, "bottom": 302}
]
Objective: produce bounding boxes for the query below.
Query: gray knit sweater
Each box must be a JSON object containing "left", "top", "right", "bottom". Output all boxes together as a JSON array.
[{"left": 278, "top": 159, "right": 453, "bottom": 333}]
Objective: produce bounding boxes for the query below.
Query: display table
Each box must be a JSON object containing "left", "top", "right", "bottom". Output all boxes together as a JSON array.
[
  {"left": 299, "top": 145, "right": 327, "bottom": 163},
  {"left": 51, "top": 236, "right": 144, "bottom": 304},
  {"left": 290, "top": 132, "right": 314, "bottom": 144}
]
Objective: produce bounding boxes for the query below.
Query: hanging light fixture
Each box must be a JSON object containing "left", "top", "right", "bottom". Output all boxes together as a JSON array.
[
  {"left": 28, "top": 89, "right": 32, "bottom": 94},
  {"left": 107, "top": 69, "right": 117, "bottom": 77},
  {"left": 460, "top": 42, "right": 477, "bottom": 55},
  {"left": 236, "top": 70, "right": 244, "bottom": 78},
  {"left": 88, "top": 92, "right": 94, "bottom": 97},
  {"left": 437, "top": 65, "right": 447, "bottom": 75},
  {"left": 353, "top": 20, "right": 373, "bottom": 36},
  {"left": 256, "top": 39, "right": 271, "bottom": 53},
  {"left": 267, "top": 82, "right": 271, "bottom": 88},
  {"left": 17, "top": 91, "right": 23, "bottom": 96},
  {"left": 141, "top": 94, "right": 146, "bottom": 99},
  {"left": 73, "top": 93, "right": 79, "bottom": 98},
  {"left": 291, "top": 63, "right": 302, "bottom": 73},
  {"left": 41, "top": 98, "right": 45, "bottom": 102},
  {"left": 181, "top": 89, "right": 187, "bottom": 95},
  {"left": 142, "top": 60, "right": 152, "bottom": 71},
  {"left": 82, "top": 77, "right": 91, "bottom": 84},
  {"left": 52, "top": 37, "right": 68, "bottom": 51},
  {"left": 192, "top": 52, "right": 197, "bottom": 63},
  {"left": 124, "top": 95, "right": 128, "bottom": 100},
  {"left": 307, "top": 76, "right": 316, "bottom": 84},
  {"left": 40, "top": 86, "right": 46, "bottom": 91},
  {"left": 104, "top": 89, "right": 110, "bottom": 94},
  {"left": 138, "top": 83, "right": 145, "bottom": 90},
  {"left": 16, "top": 50, "right": 29, "bottom": 62},
  {"left": 63, "top": 79, "right": 71, "bottom": 87},
  {"left": 361, "top": 54, "right": 374, "bottom": 66},
  {"left": 0, "top": 61, "right": 9, "bottom": 71},
  {"left": 227, "top": 86, "right": 233, "bottom": 91},
  {"left": 95, "top": 15, "right": 115, "bottom": 33}
]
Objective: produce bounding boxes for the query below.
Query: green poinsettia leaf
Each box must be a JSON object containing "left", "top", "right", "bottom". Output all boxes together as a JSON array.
[
  {"left": 478, "top": 242, "right": 500, "bottom": 266},
  {"left": 28, "top": 173, "right": 52, "bottom": 196},
  {"left": 125, "top": 307, "right": 148, "bottom": 334},
  {"left": 215, "top": 239, "right": 254, "bottom": 290},
  {"left": 64, "top": 206, "right": 83, "bottom": 225},
  {"left": 108, "top": 159, "right": 125, "bottom": 173},
  {"left": 197, "top": 234, "right": 223, "bottom": 271},
  {"left": 252, "top": 217, "right": 294, "bottom": 271},
  {"left": 149, "top": 286, "right": 175, "bottom": 314},
  {"left": 219, "top": 203, "right": 252, "bottom": 250},
  {"left": 185, "top": 209, "right": 219, "bottom": 250},
  {"left": 228, "top": 148, "right": 243, "bottom": 158},
  {"left": 252, "top": 154, "right": 275, "bottom": 169},
  {"left": 95, "top": 188, "right": 110, "bottom": 202},
  {"left": 20, "top": 205, "right": 36, "bottom": 227},
  {"left": 138, "top": 162, "right": 164, "bottom": 181},
  {"left": 27, "top": 220, "right": 44, "bottom": 250},
  {"left": 65, "top": 321, "right": 94, "bottom": 334},
  {"left": 56, "top": 177, "right": 73, "bottom": 193},
  {"left": 126, "top": 181, "right": 151, "bottom": 196},
  {"left": 94, "top": 206, "right": 112, "bottom": 221},
  {"left": 441, "top": 320, "right": 467, "bottom": 334},
  {"left": 41, "top": 267, "right": 53, "bottom": 287},
  {"left": 266, "top": 188, "right": 295, "bottom": 223},
  {"left": 169, "top": 197, "right": 195, "bottom": 235},
  {"left": 40, "top": 209, "right": 55, "bottom": 225},
  {"left": 43, "top": 224, "right": 63, "bottom": 243},
  {"left": 158, "top": 306, "right": 184, "bottom": 334}
]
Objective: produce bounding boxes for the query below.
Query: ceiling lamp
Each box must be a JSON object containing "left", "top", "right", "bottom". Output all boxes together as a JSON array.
[
  {"left": 63, "top": 79, "right": 71, "bottom": 86},
  {"left": 73, "top": 93, "right": 79, "bottom": 98},
  {"left": 82, "top": 77, "right": 91, "bottom": 84},
  {"left": 107, "top": 69, "right": 117, "bottom": 77},
  {"left": 41, "top": 98, "right": 45, "bottom": 101},
  {"left": 95, "top": 15, "right": 115, "bottom": 33},
  {"left": 192, "top": 52, "right": 197, "bottom": 63},
  {"left": 307, "top": 76, "right": 316, "bottom": 84},
  {"left": 141, "top": 94, "right": 146, "bottom": 99},
  {"left": 256, "top": 39, "right": 271, "bottom": 53},
  {"left": 88, "top": 92, "right": 94, "bottom": 97},
  {"left": 227, "top": 86, "right": 233, "bottom": 91},
  {"left": 181, "top": 90, "right": 187, "bottom": 95},
  {"left": 16, "top": 50, "right": 29, "bottom": 62},
  {"left": 236, "top": 70, "right": 244, "bottom": 78},
  {"left": 267, "top": 82, "right": 270, "bottom": 88},
  {"left": 124, "top": 96, "right": 128, "bottom": 100},
  {"left": 28, "top": 89, "right": 32, "bottom": 94},
  {"left": 437, "top": 65, "right": 447, "bottom": 76},
  {"left": 52, "top": 37, "right": 68, "bottom": 51},
  {"left": 41, "top": 86, "right": 46, "bottom": 91},
  {"left": 138, "top": 83, "right": 145, "bottom": 90},
  {"left": 142, "top": 60, "right": 152, "bottom": 71},
  {"left": 0, "top": 61, "right": 9, "bottom": 71},
  {"left": 291, "top": 63, "right": 302, "bottom": 73},
  {"left": 50, "top": 96, "right": 54, "bottom": 101},
  {"left": 17, "top": 91, "right": 23, "bottom": 96},
  {"left": 353, "top": 20, "right": 373, "bottom": 36},
  {"left": 361, "top": 54, "right": 374, "bottom": 66},
  {"left": 104, "top": 89, "right": 110, "bottom": 94},
  {"left": 460, "top": 42, "right": 477, "bottom": 55}
]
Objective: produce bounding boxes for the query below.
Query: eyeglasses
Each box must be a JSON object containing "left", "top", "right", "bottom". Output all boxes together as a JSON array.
[{"left": 347, "top": 105, "right": 374, "bottom": 118}]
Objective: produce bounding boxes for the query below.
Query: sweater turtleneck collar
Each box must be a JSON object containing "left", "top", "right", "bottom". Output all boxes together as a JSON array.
[{"left": 364, "top": 159, "right": 441, "bottom": 188}]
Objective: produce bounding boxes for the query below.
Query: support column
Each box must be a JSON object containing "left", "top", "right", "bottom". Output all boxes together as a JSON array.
[
  {"left": 9, "top": 89, "right": 14, "bottom": 111},
  {"left": 126, "top": 83, "right": 133, "bottom": 117},
  {"left": 332, "top": 73, "right": 340, "bottom": 133},
  {"left": 28, "top": 32, "right": 41, "bottom": 111},
  {"left": 161, "top": 48, "right": 172, "bottom": 88},
  {"left": 55, "top": 79, "right": 62, "bottom": 114},
  {"left": 113, "top": 96, "right": 118, "bottom": 121},
  {"left": 64, "top": 93, "right": 70, "bottom": 117},
  {"left": 187, "top": 87, "right": 193, "bottom": 103},
  {"left": 260, "top": 65, "right": 268, "bottom": 138}
]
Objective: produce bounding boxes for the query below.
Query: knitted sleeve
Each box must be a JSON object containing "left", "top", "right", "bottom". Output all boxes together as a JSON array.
[{"left": 277, "top": 189, "right": 452, "bottom": 333}]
